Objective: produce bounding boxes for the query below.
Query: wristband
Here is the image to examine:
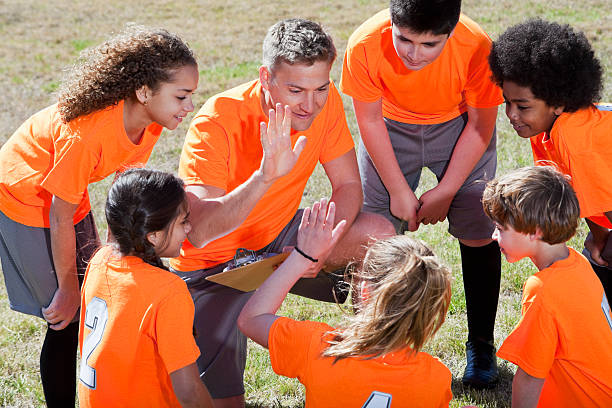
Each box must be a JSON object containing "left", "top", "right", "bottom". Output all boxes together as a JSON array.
[{"left": 295, "top": 246, "right": 318, "bottom": 263}]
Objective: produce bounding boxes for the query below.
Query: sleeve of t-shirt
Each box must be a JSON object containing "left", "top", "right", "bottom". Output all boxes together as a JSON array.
[
  {"left": 318, "top": 84, "right": 355, "bottom": 165},
  {"left": 178, "top": 117, "right": 231, "bottom": 191},
  {"left": 496, "top": 277, "right": 557, "bottom": 379},
  {"left": 40, "top": 133, "right": 100, "bottom": 204},
  {"left": 463, "top": 35, "right": 503, "bottom": 109},
  {"left": 268, "top": 317, "right": 329, "bottom": 379},
  {"left": 340, "top": 39, "right": 384, "bottom": 103},
  {"left": 155, "top": 280, "right": 200, "bottom": 374},
  {"left": 563, "top": 147, "right": 612, "bottom": 218}
]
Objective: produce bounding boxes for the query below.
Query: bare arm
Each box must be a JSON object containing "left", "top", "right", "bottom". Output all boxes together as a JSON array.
[
  {"left": 237, "top": 199, "right": 346, "bottom": 348},
  {"left": 43, "top": 196, "right": 80, "bottom": 330},
  {"left": 187, "top": 104, "right": 306, "bottom": 248},
  {"left": 352, "top": 98, "right": 420, "bottom": 231},
  {"left": 319, "top": 148, "right": 363, "bottom": 266},
  {"left": 512, "top": 367, "right": 544, "bottom": 408},
  {"left": 417, "top": 105, "right": 498, "bottom": 225},
  {"left": 584, "top": 211, "right": 612, "bottom": 266},
  {"left": 170, "top": 363, "right": 213, "bottom": 408}
]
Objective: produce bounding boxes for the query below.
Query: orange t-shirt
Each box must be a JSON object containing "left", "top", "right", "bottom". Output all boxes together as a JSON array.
[
  {"left": 340, "top": 10, "right": 503, "bottom": 125},
  {"left": 530, "top": 105, "right": 612, "bottom": 228},
  {"left": 78, "top": 246, "right": 200, "bottom": 408},
  {"left": 0, "top": 102, "right": 162, "bottom": 228},
  {"left": 268, "top": 317, "right": 453, "bottom": 408},
  {"left": 171, "top": 80, "right": 354, "bottom": 271},
  {"left": 497, "top": 248, "right": 612, "bottom": 407}
]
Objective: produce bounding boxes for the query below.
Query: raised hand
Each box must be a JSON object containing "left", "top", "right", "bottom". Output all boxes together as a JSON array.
[
  {"left": 296, "top": 198, "right": 347, "bottom": 277},
  {"left": 259, "top": 103, "right": 307, "bottom": 184}
]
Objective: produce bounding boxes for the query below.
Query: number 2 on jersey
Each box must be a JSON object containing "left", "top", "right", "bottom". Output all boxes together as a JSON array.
[{"left": 79, "top": 297, "right": 108, "bottom": 389}]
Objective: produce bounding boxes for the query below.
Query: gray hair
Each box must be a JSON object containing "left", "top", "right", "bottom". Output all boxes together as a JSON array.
[{"left": 262, "top": 18, "right": 336, "bottom": 70}]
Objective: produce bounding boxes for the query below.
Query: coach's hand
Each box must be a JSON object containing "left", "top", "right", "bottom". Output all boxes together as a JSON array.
[
  {"left": 259, "top": 103, "right": 306, "bottom": 184},
  {"left": 42, "top": 283, "right": 80, "bottom": 330}
]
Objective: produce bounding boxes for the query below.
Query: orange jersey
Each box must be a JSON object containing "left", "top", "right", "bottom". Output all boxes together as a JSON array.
[
  {"left": 268, "top": 317, "right": 452, "bottom": 408},
  {"left": 497, "top": 248, "right": 612, "bottom": 407},
  {"left": 171, "top": 80, "right": 354, "bottom": 271},
  {"left": 340, "top": 10, "right": 502, "bottom": 125},
  {"left": 78, "top": 246, "right": 200, "bottom": 407},
  {"left": 0, "top": 102, "right": 162, "bottom": 227},
  {"left": 530, "top": 105, "right": 612, "bottom": 228}
]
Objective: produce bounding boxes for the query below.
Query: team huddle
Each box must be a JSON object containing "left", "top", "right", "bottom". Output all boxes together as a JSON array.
[{"left": 0, "top": 0, "right": 611, "bottom": 407}]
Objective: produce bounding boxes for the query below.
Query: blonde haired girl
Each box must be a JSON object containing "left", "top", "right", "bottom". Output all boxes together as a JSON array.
[{"left": 238, "top": 199, "right": 453, "bottom": 407}]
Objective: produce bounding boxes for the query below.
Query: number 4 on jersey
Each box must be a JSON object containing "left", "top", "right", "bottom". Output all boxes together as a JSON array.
[
  {"left": 362, "top": 391, "right": 392, "bottom": 408},
  {"left": 79, "top": 297, "right": 109, "bottom": 389}
]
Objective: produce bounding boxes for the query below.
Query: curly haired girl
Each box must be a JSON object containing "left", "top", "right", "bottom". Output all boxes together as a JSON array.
[
  {"left": 238, "top": 200, "right": 453, "bottom": 406},
  {"left": 0, "top": 24, "right": 198, "bottom": 406}
]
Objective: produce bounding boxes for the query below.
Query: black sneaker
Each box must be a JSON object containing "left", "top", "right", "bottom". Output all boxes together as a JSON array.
[{"left": 462, "top": 339, "right": 499, "bottom": 389}]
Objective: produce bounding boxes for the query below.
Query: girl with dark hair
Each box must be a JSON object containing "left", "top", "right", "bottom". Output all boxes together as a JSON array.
[
  {"left": 78, "top": 169, "right": 212, "bottom": 407},
  {"left": 0, "top": 24, "right": 198, "bottom": 406},
  {"left": 238, "top": 199, "right": 454, "bottom": 406}
]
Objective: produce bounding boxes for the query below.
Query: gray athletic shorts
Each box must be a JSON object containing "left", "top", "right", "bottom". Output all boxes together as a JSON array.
[
  {"left": 0, "top": 210, "right": 99, "bottom": 319},
  {"left": 358, "top": 113, "right": 497, "bottom": 240},
  {"left": 171, "top": 210, "right": 305, "bottom": 399}
]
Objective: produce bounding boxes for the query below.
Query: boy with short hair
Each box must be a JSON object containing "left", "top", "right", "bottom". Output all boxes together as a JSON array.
[
  {"left": 482, "top": 166, "right": 612, "bottom": 407},
  {"left": 341, "top": 0, "right": 503, "bottom": 388},
  {"left": 488, "top": 19, "right": 611, "bottom": 302}
]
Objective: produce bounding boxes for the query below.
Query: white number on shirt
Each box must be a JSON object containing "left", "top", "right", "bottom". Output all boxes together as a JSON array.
[
  {"left": 361, "top": 391, "right": 392, "bottom": 408},
  {"left": 79, "top": 297, "right": 108, "bottom": 389},
  {"left": 602, "top": 293, "right": 612, "bottom": 331}
]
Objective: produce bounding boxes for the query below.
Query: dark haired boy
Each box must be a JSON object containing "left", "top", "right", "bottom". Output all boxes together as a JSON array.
[
  {"left": 340, "top": 0, "right": 503, "bottom": 388},
  {"left": 171, "top": 19, "right": 394, "bottom": 406},
  {"left": 489, "top": 19, "right": 611, "bottom": 302},
  {"left": 482, "top": 166, "right": 612, "bottom": 407}
]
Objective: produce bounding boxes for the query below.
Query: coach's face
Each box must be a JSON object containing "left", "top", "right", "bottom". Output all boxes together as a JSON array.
[
  {"left": 260, "top": 60, "right": 331, "bottom": 132},
  {"left": 391, "top": 24, "right": 450, "bottom": 71}
]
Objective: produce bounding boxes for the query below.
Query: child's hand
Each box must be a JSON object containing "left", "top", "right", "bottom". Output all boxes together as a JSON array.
[
  {"left": 296, "top": 198, "right": 346, "bottom": 277},
  {"left": 417, "top": 185, "right": 454, "bottom": 226}
]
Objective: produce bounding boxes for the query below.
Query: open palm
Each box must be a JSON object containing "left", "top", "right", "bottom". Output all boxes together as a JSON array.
[{"left": 259, "top": 104, "right": 307, "bottom": 183}]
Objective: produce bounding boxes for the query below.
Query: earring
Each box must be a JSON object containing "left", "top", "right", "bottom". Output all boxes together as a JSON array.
[{"left": 143, "top": 100, "right": 148, "bottom": 106}]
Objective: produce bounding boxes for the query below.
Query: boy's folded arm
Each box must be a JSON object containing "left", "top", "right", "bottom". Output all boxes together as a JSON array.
[
  {"left": 170, "top": 362, "right": 213, "bottom": 408},
  {"left": 352, "top": 97, "right": 420, "bottom": 231},
  {"left": 511, "top": 367, "right": 545, "bottom": 408}
]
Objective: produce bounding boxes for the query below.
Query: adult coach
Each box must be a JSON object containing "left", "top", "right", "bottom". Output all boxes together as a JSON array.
[
  {"left": 341, "top": 0, "right": 503, "bottom": 389},
  {"left": 171, "top": 19, "right": 394, "bottom": 406}
]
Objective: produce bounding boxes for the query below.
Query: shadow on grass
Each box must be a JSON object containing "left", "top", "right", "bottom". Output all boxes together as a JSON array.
[{"left": 451, "top": 363, "right": 514, "bottom": 408}]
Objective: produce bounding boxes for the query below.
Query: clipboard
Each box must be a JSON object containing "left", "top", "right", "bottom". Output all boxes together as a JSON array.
[{"left": 205, "top": 252, "right": 289, "bottom": 292}]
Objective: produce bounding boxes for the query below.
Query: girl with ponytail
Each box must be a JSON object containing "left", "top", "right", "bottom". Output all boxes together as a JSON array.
[
  {"left": 78, "top": 168, "right": 212, "bottom": 407},
  {"left": 238, "top": 201, "right": 454, "bottom": 406}
]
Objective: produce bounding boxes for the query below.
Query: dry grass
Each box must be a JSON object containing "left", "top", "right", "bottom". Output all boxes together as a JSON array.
[{"left": 0, "top": 0, "right": 610, "bottom": 406}]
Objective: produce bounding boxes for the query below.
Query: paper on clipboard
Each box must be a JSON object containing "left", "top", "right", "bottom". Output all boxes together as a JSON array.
[{"left": 205, "top": 252, "right": 289, "bottom": 292}]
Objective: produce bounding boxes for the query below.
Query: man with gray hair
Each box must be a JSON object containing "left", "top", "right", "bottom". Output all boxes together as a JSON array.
[{"left": 171, "top": 19, "right": 394, "bottom": 406}]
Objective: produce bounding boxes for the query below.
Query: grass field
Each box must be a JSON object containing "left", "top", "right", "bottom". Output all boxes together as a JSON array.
[{"left": 0, "top": 0, "right": 610, "bottom": 406}]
